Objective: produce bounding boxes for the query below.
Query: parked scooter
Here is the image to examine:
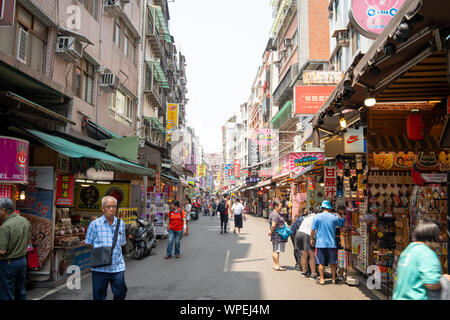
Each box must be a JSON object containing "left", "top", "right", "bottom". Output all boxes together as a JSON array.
[
  {"left": 190, "top": 208, "right": 199, "bottom": 221},
  {"left": 129, "top": 218, "right": 157, "bottom": 259}
]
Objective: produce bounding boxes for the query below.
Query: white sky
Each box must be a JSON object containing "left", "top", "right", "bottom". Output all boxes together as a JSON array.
[{"left": 168, "top": 0, "right": 273, "bottom": 154}]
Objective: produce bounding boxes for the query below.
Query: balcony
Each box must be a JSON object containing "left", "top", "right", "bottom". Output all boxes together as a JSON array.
[
  {"left": 272, "top": 63, "right": 297, "bottom": 105},
  {"left": 146, "top": 8, "right": 164, "bottom": 59}
]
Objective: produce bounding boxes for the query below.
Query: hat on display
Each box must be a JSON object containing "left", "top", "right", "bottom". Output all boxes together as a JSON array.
[{"left": 321, "top": 200, "right": 333, "bottom": 210}]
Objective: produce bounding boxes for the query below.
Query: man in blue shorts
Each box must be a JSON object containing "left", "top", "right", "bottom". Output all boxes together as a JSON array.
[{"left": 310, "top": 200, "right": 344, "bottom": 285}]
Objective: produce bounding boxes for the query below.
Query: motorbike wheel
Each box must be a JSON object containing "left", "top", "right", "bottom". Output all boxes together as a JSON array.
[{"left": 133, "top": 246, "right": 144, "bottom": 260}]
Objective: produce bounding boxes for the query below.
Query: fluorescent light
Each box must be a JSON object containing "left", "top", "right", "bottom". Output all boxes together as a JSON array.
[
  {"left": 85, "top": 180, "right": 94, "bottom": 183},
  {"left": 96, "top": 181, "right": 111, "bottom": 184},
  {"left": 75, "top": 179, "right": 86, "bottom": 183},
  {"left": 81, "top": 184, "right": 90, "bottom": 187},
  {"left": 364, "top": 97, "right": 376, "bottom": 107},
  {"left": 340, "top": 117, "right": 347, "bottom": 129}
]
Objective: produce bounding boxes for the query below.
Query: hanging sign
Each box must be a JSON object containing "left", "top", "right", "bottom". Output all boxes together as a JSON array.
[
  {"left": 55, "top": 174, "right": 74, "bottom": 206},
  {"left": 196, "top": 164, "right": 206, "bottom": 177},
  {"left": 166, "top": 103, "right": 178, "bottom": 141},
  {"left": 233, "top": 160, "right": 240, "bottom": 178},
  {"left": 344, "top": 128, "right": 366, "bottom": 153},
  {"left": 349, "top": 0, "right": 407, "bottom": 39},
  {"left": 324, "top": 160, "right": 337, "bottom": 200},
  {"left": 0, "top": 185, "right": 12, "bottom": 198},
  {"left": 294, "top": 86, "right": 336, "bottom": 115},
  {"left": 0, "top": 136, "right": 29, "bottom": 183},
  {"left": 75, "top": 183, "right": 130, "bottom": 211}
]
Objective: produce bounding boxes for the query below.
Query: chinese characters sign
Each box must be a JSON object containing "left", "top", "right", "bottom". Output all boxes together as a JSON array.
[
  {"left": 0, "top": 185, "right": 12, "bottom": 198},
  {"left": 324, "top": 160, "right": 337, "bottom": 200},
  {"left": 248, "top": 129, "right": 278, "bottom": 146},
  {"left": 0, "top": 136, "right": 29, "bottom": 183},
  {"left": 197, "top": 164, "right": 206, "bottom": 177},
  {"left": 294, "top": 86, "right": 336, "bottom": 115},
  {"left": 56, "top": 174, "right": 74, "bottom": 206},
  {"left": 166, "top": 103, "right": 178, "bottom": 141},
  {"left": 233, "top": 160, "right": 240, "bottom": 178},
  {"left": 303, "top": 71, "right": 344, "bottom": 85}
]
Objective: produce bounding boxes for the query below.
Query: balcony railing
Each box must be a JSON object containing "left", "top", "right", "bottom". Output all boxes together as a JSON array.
[
  {"left": 272, "top": 63, "right": 297, "bottom": 105},
  {"left": 146, "top": 8, "right": 164, "bottom": 59}
]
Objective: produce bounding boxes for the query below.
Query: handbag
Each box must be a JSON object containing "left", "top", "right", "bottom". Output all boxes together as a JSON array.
[
  {"left": 276, "top": 223, "right": 293, "bottom": 240},
  {"left": 90, "top": 220, "right": 121, "bottom": 268}
]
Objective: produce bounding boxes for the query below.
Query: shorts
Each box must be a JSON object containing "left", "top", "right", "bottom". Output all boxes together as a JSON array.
[
  {"left": 296, "top": 231, "right": 314, "bottom": 251},
  {"left": 315, "top": 248, "right": 338, "bottom": 266},
  {"left": 272, "top": 242, "right": 286, "bottom": 253}
]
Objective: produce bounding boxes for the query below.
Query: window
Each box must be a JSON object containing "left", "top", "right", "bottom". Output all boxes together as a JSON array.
[
  {"left": 123, "top": 34, "right": 128, "bottom": 56},
  {"left": 114, "top": 23, "right": 120, "bottom": 46},
  {"left": 74, "top": 58, "right": 94, "bottom": 105},
  {"left": 109, "top": 90, "right": 134, "bottom": 127},
  {"left": 15, "top": 6, "right": 47, "bottom": 73},
  {"left": 336, "top": 48, "right": 342, "bottom": 72},
  {"left": 113, "top": 20, "right": 136, "bottom": 65},
  {"left": 352, "top": 28, "right": 360, "bottom": 56},
  {"left": 335, "top": 0, "right": 339, "bottom": 22},
  {"left": 79, "top": 0, "right": 98, "bottom": 20}
]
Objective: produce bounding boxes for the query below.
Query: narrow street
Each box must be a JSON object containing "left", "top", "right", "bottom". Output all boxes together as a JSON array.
[{"left": 29, "top": 215, "right": 373, "bottom": 300}]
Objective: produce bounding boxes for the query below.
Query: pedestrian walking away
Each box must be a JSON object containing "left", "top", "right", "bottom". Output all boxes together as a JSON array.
[
  {"left": 393, "top": 220, "right": 450, "bottom": 300},
  {"left": 84, "top": 196, "right": 128, "bottom": 300},
  {"left": 165, "top": 200, "right": 186, "bottom": 259},
  {"left": 231, "top": 198, "right": 245, "bottom": 234},
  {"left": 0, "top": 198, "right": 31, "bottom": 300},
  {"left": 310, "top": 200, "right": 344, "bottom": 285},
  {"left": 184, "top": 199, "right": 192, "bottom": 235},
  {"left": 297, "top": 209, "right": 318, "bottom": 280},
  {"left": 268, "top": 201, "right": 288, "bottom": 271},
  {"left": 289, "top": 210, "right": 305, "bottom": 272},
  {"left": 217, "top": 196, "right": 229, "bottom": 234}
]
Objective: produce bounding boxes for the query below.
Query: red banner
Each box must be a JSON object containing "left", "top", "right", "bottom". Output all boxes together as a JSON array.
[
  {"left": 56, "top": 174, "right": 74, "bottom": 206},
  {"left": 294, "top": 86, "right": 336, "bottom": 115},
  {"left": 234, "top": 160, "right": 240, "bottom": 178}
]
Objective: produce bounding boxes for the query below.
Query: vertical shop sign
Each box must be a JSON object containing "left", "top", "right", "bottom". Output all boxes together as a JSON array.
[
  {"left": 55, "top": 174, "right": 74, "bottom": 206},
  {"left": 224, "top": 164, "right": 232, "bottom": 178},
  {"left": 155, "top": 170, "right": 160, "bottom": 192},
  {"left": 0, "top": 185, "right": 12, "bottom": 198},
  {"left": 234, "top": 160, "right": 240, "bottom": 178},
  {"left": 248, "top": 139, "right": 260, "bottom": 167},
  {"left": 197, "top": 164, "right": 206, "bottom": 177},
  {"left": 324, "top": 160, "right": 337, "bottom": 200},
  {"left": 166, "top": 103, "right": 178, "bottom": 142}
]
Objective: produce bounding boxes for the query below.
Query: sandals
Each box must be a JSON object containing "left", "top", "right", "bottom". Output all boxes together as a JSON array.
[
  {"left": 273, "top": 266, "right": 287, "bottom": 271},
  {"left": 316, "top": 279, "right": 326, "bottom": 286}
]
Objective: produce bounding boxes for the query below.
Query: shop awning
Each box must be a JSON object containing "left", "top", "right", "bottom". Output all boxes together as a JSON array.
[
  {"left": 103, "top": 136, "right": 140, "bottom": 162},
  {"left": 0, "top": 91, "right": 75, "bottom": 125},
  {"left": 148, "top": 5, "right": 172, "bottom": 42},
  {"left": 145, "top": 117, "right": 166, "bottom": 135},
  {"left": 25, "top": 129, "right": 155, "bottom": 177},
  {"left": 312, "top": 0, "right": 450, "bottom": 133},
  {"left": 271, "top": 100, "right": 292, "bottom": 130},
  {"left": 58, "top": 26, "right": 94, "bottom": 45},
  {"left": 272, "top": 172, "right": 290, "bottom": 182},
  {"left": 246, "top": 179, "right": 272, "bottom": 190},
  {"left": 292, "top": 164, "right": 315, "bottom": 179},
  {"left": 161, "top": 173, "right": 180, "bottom": 183},
  {"left": 86, "top": 119, "right": 123, "bottom": 140},
  {"left": 146, "top": 61, "right": 170, "bottom": 89}
]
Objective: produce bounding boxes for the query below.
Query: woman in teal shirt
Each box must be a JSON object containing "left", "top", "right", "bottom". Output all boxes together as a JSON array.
[{"left": 393, "top": 220, "right": 450, "bottom": 300}]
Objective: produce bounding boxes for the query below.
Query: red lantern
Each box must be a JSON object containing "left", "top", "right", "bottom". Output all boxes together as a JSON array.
[{"left": 407, "top": 113, "right": 424, "bottom": 141}]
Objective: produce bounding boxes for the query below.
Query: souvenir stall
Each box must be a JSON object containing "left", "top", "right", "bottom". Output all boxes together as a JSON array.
[{"left": 360, "top": 104, "right": 449, "bottom": 296}]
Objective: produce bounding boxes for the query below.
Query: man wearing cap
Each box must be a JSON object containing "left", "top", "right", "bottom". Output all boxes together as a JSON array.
[{"left": 310, "top": 200, "right": 344, "bottom": 285}]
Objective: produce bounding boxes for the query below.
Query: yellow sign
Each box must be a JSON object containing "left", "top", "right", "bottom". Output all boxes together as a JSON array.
[
  {"left": 166, "top": 103, "right": 178, "bottom": 141},
  {"left": 75, "top": 183, "right": 130, "bottom": 212},
  {"left": 197, "top": 164, "right": 206, "bottom": 177},
  {"left": 217, "top": 171, "right": 221, "bottom": 181}
]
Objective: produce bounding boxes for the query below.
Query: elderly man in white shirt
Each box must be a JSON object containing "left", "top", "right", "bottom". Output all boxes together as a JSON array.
[{"left": 231, "top": 198, "right": 245, "bottom": 235}]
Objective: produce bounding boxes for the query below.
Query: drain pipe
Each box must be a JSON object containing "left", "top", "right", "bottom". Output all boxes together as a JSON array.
[
  {"left": 96, "top": 0, "right": 105, "bottom": 123},
  {"left": 138, "top": 0, "right": 149, "bottom": 218}
]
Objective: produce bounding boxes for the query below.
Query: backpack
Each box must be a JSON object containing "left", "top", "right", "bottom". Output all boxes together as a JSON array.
[{"left": 217, "top": 201, "right": 226, "bottom": 214}]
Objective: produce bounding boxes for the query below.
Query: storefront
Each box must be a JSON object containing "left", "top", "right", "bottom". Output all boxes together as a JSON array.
[
  {"left": 310, "top": 0, "right": 450, "bottom": 296},
  {"left": 10, "top": 128, "right": 155, "bottom": 285}
]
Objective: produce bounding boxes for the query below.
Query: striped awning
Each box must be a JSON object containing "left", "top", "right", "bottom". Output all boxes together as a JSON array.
[
  {"left": 149, "top": 5, "right": 172, "bottom": 42},
  {"left": 146, "top": 61, "right": 169, "bottom": 89},
  {"left": 145, "top": 117, "right": 166, "bottom": 135},
  {"left": 271, "top": 100, "right": 292, "bottom": 130}
]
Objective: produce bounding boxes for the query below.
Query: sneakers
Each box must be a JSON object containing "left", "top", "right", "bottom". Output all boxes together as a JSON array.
[
  {"left": 220, "top": 231, "right": 223, "bottom": 234},
  {"left": 295, "top": 263, "right": 301, "bottom": 271},
  {"left": 309, "top": 274, "right": 319, "bottom": 280},
  {"left": 300, "top": 272, "right": 309, "bottom": 278}
]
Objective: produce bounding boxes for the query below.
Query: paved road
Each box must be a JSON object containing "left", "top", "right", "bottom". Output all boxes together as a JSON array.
[{"left": 29, "top": 214, "right": 375, "bottom": 300}]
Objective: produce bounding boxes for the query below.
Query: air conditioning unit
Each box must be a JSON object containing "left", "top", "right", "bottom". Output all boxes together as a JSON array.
[
  {"left": 296, "top": 121, "right": 305, "bottom": 133},
  {"left": 104, "top": 0, "right": 124, "bottom": 17},
  {"left": 99, "top": 73, "right": 119, "bottom": 93},
  {"left": 284, "top": 38, "right": 292, "bottom": 47},
  {"left": 56, "top": 36, "right": 83, "bottom": 62}
]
